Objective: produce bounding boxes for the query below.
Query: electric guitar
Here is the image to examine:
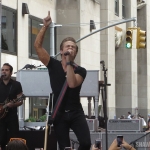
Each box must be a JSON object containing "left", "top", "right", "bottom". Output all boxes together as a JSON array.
[
  {"left": 44, "top": 93, "right": 53, "bottom": 150},
  {"left": 0, "top": 94, "right": 26, "bottom": 119}
]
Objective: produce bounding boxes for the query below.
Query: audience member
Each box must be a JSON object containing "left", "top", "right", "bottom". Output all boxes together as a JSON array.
[
  {"left": 127, "top": 112, "right": 132, "bottom": 119},
  {"left": 138, "top": 114, "right": 147, "bottom": 127},
  {"left": 148, "top": 114, "right": 150, "bottom": 123},
  {"left": 145, "top": 120, "right": 150, "bottom": 132},
  {"left": 91, "top": 138, "right": 136, "bottom": 150},
  {"left": 91, "top": 144, "right": 101, "bottom": 150},
  {"left": 120, "top": 115, "right": 125, "bottom": 119},
  {"left": 108, "top": 139, "right": 136, "bottom": 150},
  {"left": 6, "top": 139, "right": 28, "bottom": 150},
  {"left": 131, "top": 115, "right": 135, "bottom": 119}
]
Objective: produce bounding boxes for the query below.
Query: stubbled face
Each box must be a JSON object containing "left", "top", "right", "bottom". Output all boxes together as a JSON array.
[
  {"left": 1, "top": 65, "right": 12, "bottom": 80},
  {"left": 60, "top": 41, "right": 77, "bottom": 58}
]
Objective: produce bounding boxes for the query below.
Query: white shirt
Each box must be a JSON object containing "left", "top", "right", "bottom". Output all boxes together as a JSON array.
[{"left": 127, "top": 114, "right": 131, "bottom": 119}]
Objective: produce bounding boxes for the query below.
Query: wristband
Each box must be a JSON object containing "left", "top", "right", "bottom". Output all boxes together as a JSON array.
[{"left": 66, "top": 61, "right": 73, "bottom": 66}]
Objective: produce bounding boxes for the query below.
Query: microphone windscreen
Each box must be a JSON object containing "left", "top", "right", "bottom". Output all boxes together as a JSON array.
[{"left": 64, "top": 51, "right": 70, "bottom": 56}]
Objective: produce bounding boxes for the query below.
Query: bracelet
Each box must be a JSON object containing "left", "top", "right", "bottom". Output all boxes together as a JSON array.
[
  {"left": 129, "top": 146, "right": 132, "bottom": 150},
  {"left": 40, "top": 26, "right": 47, "bottom": 32},
  {"left": 43, "top": 25, "right": 48, "bottom": 28}
]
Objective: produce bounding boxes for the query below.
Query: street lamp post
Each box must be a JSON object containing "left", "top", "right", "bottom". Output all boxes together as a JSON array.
[
  {"left": 0, "top": 2, "right": 2, "bottom": 74},
  {"left": 50, "top": 22, "right": 62, "bottom": 57}
]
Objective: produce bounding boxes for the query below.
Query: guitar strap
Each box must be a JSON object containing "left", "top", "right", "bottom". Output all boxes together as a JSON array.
[
  {"left": 48, "top": 63, "right": 78, "bottom": 125},
  {"left": 48, "top": 79, "right": 68, "bottom": 125},
  {"left": 5, "top": 83, "right": 13, "bottom": 103},
  {"left": 8, "top": 85, "right": 12, "bottom": 98}
]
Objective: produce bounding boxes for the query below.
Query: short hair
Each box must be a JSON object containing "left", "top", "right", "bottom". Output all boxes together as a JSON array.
[
  {"left": 60, "top": 37, "right": 78, "bottom": 52},
  {"left": 3, "top": 63, "right": 13, "bottom": 73},
  {"left": 6, "top": 140, "right": 28, "bottom": 150}
]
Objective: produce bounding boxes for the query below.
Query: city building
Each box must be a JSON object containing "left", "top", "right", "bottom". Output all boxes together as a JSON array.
[{"left": 0, "top": 0, "right": 149, "bottom": 121}]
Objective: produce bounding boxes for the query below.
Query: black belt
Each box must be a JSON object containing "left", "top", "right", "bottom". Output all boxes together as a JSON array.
[
  {"left": 64, "top": 109, "right": 81, "bottom": 113},
  {"left": 59, "top": 109, "right": 75, "bottom": 113},
  {"left": 65, "top": 110, "right": 70, "bottom": 112}
]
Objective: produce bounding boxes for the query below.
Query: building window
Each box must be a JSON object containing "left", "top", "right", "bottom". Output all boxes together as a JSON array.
[
  {"left": 115, "top": 0, "right": 119, "bottom": 16},
  {"left": 1, "top": 6, "right": 17, "bottom": 54},
  {"left": 24, "top": 97, "right": 47, "bottom": 121},
  {"left": 122, "top": 0, "right": 125, "bottom": 18},
  {"left": 29, "top": 16, "right": 50, "bottom": 59}
]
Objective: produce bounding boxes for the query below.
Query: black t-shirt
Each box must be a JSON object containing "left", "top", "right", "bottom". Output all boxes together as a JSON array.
[
  {"left": 47, "top": 57, "right": 86, "bottom": 111},
  {"left": 0, "top": 79, "right": 23, "bottom": 114}
]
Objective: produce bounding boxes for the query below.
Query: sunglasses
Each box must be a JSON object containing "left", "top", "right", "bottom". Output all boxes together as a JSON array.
[{"left": 9, "top": 138, "right": 26, "bottom": 145}]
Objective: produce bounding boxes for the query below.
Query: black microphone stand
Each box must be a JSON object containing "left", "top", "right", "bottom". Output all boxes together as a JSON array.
[
  {"left": 100, "top": 60, "right": 111, "bottom": 150},
  {"left": 70, "top": 138, "right": 79, "bottom": 149}
]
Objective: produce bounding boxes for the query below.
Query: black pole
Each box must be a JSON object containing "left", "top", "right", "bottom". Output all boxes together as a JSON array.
[{"left": 100, "top": 60, "right": 109, "bottom": 150}]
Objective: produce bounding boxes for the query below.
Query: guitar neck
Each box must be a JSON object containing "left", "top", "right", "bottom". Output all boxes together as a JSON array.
[
  {"left": 3, "top": 104, "right": 8, "bottom": 109},
  {"left": 2, "top": 95, "right": 25, "bottom": 110}
]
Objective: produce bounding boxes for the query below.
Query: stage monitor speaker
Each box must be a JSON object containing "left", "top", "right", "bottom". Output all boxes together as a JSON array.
[
  {"left": 70, "top": 119, "right": 99, "bottom": 132},
  {"left": 101, "top": 132, "right": 150, "bottom": 150},
  {"left": 57, "top": 132, "right": 101, "bottom": 150},
  {"left": 107, "top": 119, "right": 143, "bottom": 132}
]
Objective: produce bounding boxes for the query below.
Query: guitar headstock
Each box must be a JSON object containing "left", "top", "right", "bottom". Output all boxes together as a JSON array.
[{"left": 20, "top": 94, "right": 26, "bottom": 100}]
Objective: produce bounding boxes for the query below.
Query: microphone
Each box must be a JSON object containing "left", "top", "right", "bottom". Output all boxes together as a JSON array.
[
  {"left": 64, "top": 51, "right": 70, "bottom": 56},
  {"left": 1, "top": 74, "right": 6, "bottom": 78}
]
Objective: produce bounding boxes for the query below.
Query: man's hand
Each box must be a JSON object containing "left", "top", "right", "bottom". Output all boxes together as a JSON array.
[
  {"left": 65, "top": 50, "right": 76, "bottom": 62},
  {"left": 91, "top": 144, "right": 101, "bottom": 150},
  {"left": 6, "top": 101, "right": 14, "bottom": 108},
  {"left": 6, "top": 100, "right": 23, "bottom": 108},
  {"left": 121, "top": 139, "right": 135, "bottom": 150},
  {"left": 43, "top": 11, "right": 52, "bottom": 27},
  {"left": 108, "top": 139, "right": 121, "bottom": 150}
]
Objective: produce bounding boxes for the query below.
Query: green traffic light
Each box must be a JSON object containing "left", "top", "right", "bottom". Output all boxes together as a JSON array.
[{"left": 126, "top": 43, "right": 132, "bottom": 48}]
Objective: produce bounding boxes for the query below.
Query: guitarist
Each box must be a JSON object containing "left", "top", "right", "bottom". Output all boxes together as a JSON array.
[
  {"left": 34, "top": 11, "right": 91, "bottom": 150},
  {"left": 0, "top": 63, "right": 23, "bottom": 150}
]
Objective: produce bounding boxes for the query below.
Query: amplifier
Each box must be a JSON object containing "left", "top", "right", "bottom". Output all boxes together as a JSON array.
[
  {"left": 70, "top": 119, "right": 99, "bottom": 132},
  {"left": 57, "top": 131, "right": 101, "bottom": 150},
  {"left": 101, "top": 132, "right": 150, "bottom": 150},
  {"left": 60, "top": 132, "right": 100, "bottom": 150},
  {"left": 107, "top": 119, "right": 143, "bottom": 132}
]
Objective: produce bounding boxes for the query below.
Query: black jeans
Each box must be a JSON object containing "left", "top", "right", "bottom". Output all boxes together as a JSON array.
[
  {"left": 53, "top": 109, "right": 91, "bottom": 150},
  {"left": 0, "top": 113, "right": 19, "bottom": 150}
]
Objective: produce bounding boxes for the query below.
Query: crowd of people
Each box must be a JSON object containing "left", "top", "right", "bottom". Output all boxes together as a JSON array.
[
  {"left": 92, "top": 139, "right": 135, "bottom": 150},
  {"left": 119, "top": 111, "right": 148, "bottom": 127},
  {"left": 0, "top": 137, "right": 136, "bottom": 150}
]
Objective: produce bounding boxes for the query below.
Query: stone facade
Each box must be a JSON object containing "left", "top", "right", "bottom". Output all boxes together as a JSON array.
[{"left": 1, "top": 0, "right": 149, "bottom": 120}]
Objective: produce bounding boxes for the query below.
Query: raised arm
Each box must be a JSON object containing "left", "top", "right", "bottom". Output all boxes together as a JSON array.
[{"left": 34, "top": 11, "right": 52, "bottom": 66}]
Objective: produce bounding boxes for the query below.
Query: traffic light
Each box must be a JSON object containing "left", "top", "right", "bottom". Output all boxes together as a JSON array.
[
  {"left": 126, "top": 28, "right": 133, "bottom": 49},
  {"left": 136, "top": 27, "right": 146, "bottom": 49}
]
